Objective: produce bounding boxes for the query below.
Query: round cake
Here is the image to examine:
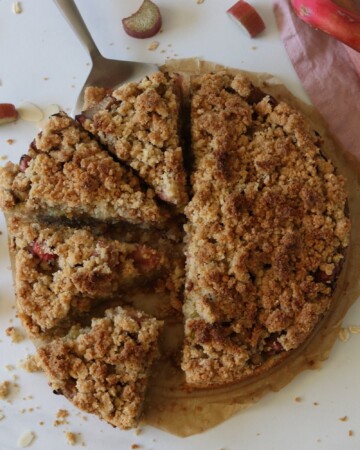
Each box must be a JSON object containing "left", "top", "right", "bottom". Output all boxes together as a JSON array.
[{"left": 0, "top": 69, "right": 351, "bottom": 428}]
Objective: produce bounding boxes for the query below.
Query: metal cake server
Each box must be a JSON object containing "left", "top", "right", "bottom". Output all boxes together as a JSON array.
[{"left": 53, "top": 0, "right": 158, "bottom": 113}]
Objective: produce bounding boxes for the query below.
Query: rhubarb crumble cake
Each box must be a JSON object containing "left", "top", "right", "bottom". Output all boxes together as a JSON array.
[
  {"left": 181, "top": 71, "right": 350, "bottom": 387},
  {"left": 0, "top": 68, "right": 351, "bottom": 427},
  {"left": 7, "top": 216, "right": 168, "bottom": 339},
  {"left": 36, "top": 306, "right": 163, "bottom": 429},
  {"left": 77, "top": 71, "right": 188, "bottom": 209},
  {"left": 0, "top": 111, "right": 168, "bottom": 226}
]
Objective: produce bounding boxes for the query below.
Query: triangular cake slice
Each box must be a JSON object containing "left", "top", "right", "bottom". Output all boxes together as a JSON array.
[
  {"left": 7, "top": 216, "right": 168, "bottom": 339},
  {"left": 182, "top": 72, "right": 350, "bottom": 387},
  {"left": 36, "top": 306, "right": 163, "bottom": 429},
  {"left": 0, "top": 112, "right": 168, "bottom": 226},
  {"left": 78, "top": 71, "right": 188, "bottom": 209}
]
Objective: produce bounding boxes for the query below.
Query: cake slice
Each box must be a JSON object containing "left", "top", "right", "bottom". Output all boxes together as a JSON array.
[
  {"left": 0, "top": 112, "right": 168, "bottom": 226},
  {"left": 182, "top": 71, "right": 350, "bottom": 387},
  {"left": 77, "top": 71, "right": 188, "bottom": 209},
  {"left": 36, "top": 306, "right": 163, "bottom": 429},
  {"left": 7, "top": 216, "right": 167, "bottom": 339}
]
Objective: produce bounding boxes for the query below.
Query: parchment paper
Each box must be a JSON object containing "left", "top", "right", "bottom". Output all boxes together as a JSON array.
[
  {"left": 273, "top": 0, "right": 360, "bottom": 165},
  {"left": 140, "top": 58, "right": 360, "bottom": 437}
]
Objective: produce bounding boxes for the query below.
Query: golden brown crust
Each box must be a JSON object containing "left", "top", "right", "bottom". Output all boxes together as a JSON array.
[
  {"left": 36, "top": 306, "right": 163, "bottom": 429},
  {"left": 7, "top": 216, "right": 168, "bottom": 338},
  {"left": 80, "top": 72, "right": 188, "bottom": 209},
  {"left": 181, "top": 71, "right": 350, "bottom": 387},
  {"left": 0, "top": 112, "right": 168, "bottom": 226}
]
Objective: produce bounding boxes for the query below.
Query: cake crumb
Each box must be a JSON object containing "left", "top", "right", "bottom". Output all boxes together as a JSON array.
[
  {"left": 134, "top": 427, "right": 142, "bottom": 436},
  {"left": 19, "top": 354, "right": 41, "bottom": 373},
  {"left": 131, "top": 445, "right": 140, "bottom": 449},
  {"left": 339, "top": 416, "right": 348, "bottom": 422},
  {"left": 17, "top": 431, "right": 35, "bottom": 448},
  {"left": 294, "top": 396, "right": 302, "bottom": 403},
  {"left": 54, "top": 409, "right": 70, "bottom": 426},
  {"left": 338, "top": 327, "right": 350, "bottom": 342},
  {"left": 5, "top": 326, "right": 25, "bottom": 343},
  {"left": 57, "top": 409, "right": 69, "bottom": 419},
  {"left": 196, "top": 0, "right": 205, "bottom": 4},
  {"left": 65, "top": 431, "right": 78, "bottom": 446},
  {"left": 313, "top": 402, "right": 319, "bottom": 406},
  {"left": 1, "top": 154, "right": 9, "bottom": 159},
  {"left": 349, "top": 430, "right": 354, "bottom": 437},
  {"left": 0, "top": 381, "right": 10, "bottom": 399},
  {"left": 147, "top": 41, "right": 159, "bottom": 51},
  {"left": 5, "top": 364, "right": 15, "bottom": 371}
]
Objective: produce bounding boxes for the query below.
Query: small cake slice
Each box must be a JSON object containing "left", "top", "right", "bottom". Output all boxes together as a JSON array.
[
  {"left": 0, "top": 112, "right": 168, "bottom": 226},
  {"left": 78, "top": 71, "right": 188, "bottom": 209},
  {"left": 182, "top": 71, "right": 350, "bottom": 387},
  {"left": 36, "top": 306, "right": 163, "bottom": 429},
  {"left": 7, "top": 216, "right": 167, "bottom": 339}
]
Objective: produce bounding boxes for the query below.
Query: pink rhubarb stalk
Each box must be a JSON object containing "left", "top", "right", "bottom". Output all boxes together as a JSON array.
[{"left": 290, "top": 0, "right": 360, "bottom": 51}]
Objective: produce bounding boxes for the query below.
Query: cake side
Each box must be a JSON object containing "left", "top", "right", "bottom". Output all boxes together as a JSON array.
[{"left": 182, "top": 71, "right": 351, "bottom": 387}]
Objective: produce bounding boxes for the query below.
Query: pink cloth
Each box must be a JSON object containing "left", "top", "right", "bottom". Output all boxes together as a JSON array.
[{"left": 272, "top": 0, "right": 360, "bottom": 160}]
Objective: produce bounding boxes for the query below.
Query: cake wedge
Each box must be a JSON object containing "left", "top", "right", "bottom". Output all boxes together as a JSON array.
[
  {"left": 7, "top": 216, "right": 168, "bottom": 339},
  {"left": 0, "top": 112, "right": 168, "bottom": 226},
  {"left": 78, "top": 71, "right": 188, "bottom": 209},
  {"left": 36, "top": 306, "right": 163, "bottom": 429}
]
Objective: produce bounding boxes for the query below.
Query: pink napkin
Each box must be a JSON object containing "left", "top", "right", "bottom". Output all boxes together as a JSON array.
[{"left": 272, "top": 0, "right": 360, "bottom": 161}]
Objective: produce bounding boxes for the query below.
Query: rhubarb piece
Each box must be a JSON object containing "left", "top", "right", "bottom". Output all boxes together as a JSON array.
[
  {"left": 290, "top": 0, "right": 360, "bottom": 52},
  {"left": 29, "top": 240, "right": 57, "bottom": 263},
  {"left": 19, "top": 155, "right": 31, "bottom": 172},
  {"left": 0, "top": 103, "right": 18, "bottom": 125},
  {"left": 227, "top": 0, "right": 266, "bottom": 38},
  {"left": 0, "top": 111, "right": 169, "bottom": 226},
  {"left": 7, "top": 216, "right": 168, "bottom": 338},
  {"left": 36, "top": 306, "right": 163, "bottom": 429},
  {"left": 122, "top": 0, "right": 162, "bottom": 39}
]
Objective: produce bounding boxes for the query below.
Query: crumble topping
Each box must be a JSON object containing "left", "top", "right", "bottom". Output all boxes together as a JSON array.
[
  {"left": 0, "top": 112, "right": 169, "bottom": 226},
  {"left": 182, "top": 72, "right": 350, "bottom": 386},
  {"left": 80, "top": 71, "right": 188, "bottom": 209},
  {"left": 36, "top": 306, "right": 163, "bottom": 430}
]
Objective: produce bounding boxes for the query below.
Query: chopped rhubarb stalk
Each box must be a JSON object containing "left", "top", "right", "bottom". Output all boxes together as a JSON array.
[
  {"left": 290, "top": 0, "right": 360, "bottom": 52},
  {"left": 131, "top": 246, "right": 161, "bottom": 272},
  {"left": 76, "top": 96, "right": 115, "bottom": 122},
  {"left": 227, "top": 1, "right": 266, "bottom": 38},
  {"left": 30, "top": 241, "right": 57, "bottom": 262},
  {"left": 19, "top": 155, "right": 32, "bottom": 172},
  {"left": 0, "top": 103, "right": 18, "bottom": 125},
  {"left": 264, "top": 334, "right": 284, "bottom": 355},
  {"left": 122, "top": 0, "right": 162, "bottom": 39}
]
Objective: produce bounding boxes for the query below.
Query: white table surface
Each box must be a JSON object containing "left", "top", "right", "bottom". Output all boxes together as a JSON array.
[{"left": 0, "top": 1, "right": 359, "bottom": 449}]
